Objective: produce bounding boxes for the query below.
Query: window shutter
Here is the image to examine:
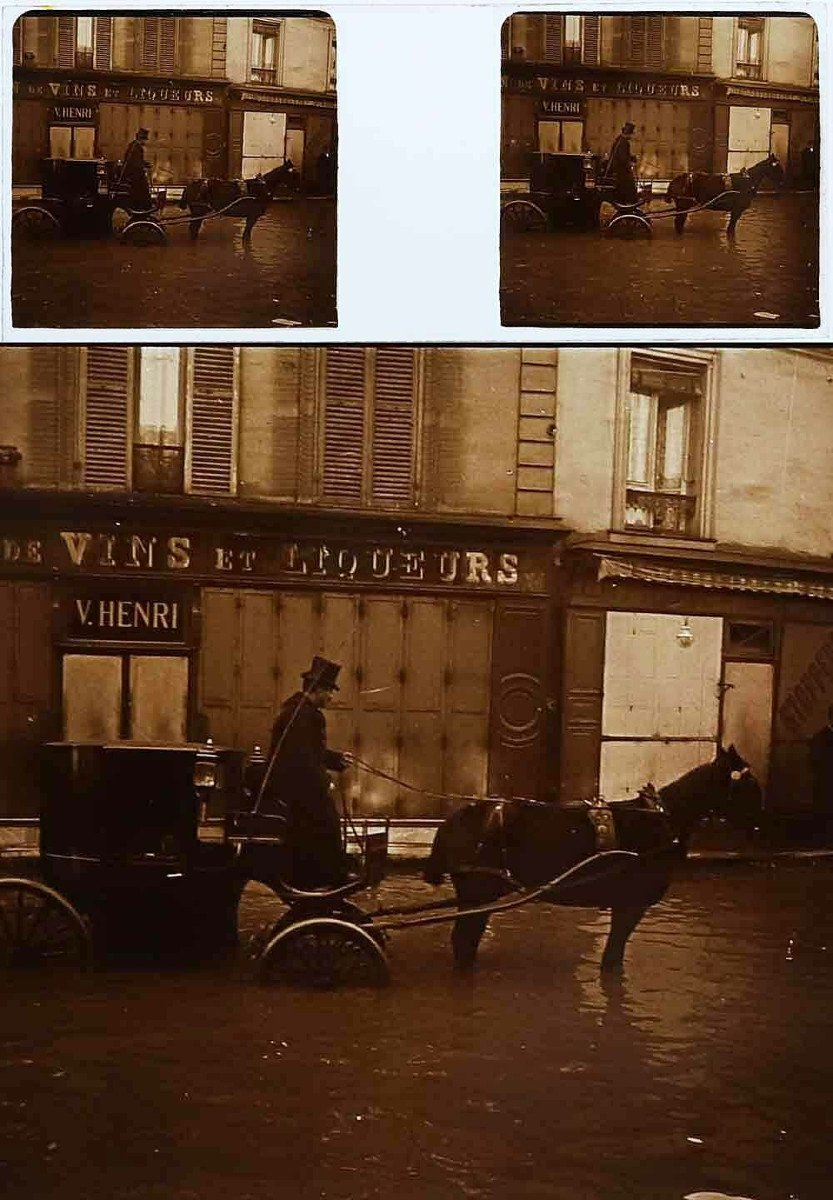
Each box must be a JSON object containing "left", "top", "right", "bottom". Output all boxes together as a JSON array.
[
  {"left": 159, "top": 17, "right": 176, "bottom": 73},
  {"left": 142, "top": 17, "right": 160, "bottom": 70},
  {"left": 543, "top": 15, "right": 563, "bottom": 63},
  {"left": 188, "top": 348, "right": 237, "bottom": 495},
  {"left": 630, "top": 17, "right": 646, "bottom": 66},
  {"left": 371, "top": 347, "right": 415, "bottom": 508},
  {"left": 84, "top": 347, "right": 131, "bottom": 488},
  {"left": 583, "top": 16, "right": 600, "bottom": 66},
  {"left": 322, "top": 348, "right": 366, "bottom": 505},
  {"left": 94, "top": 17, "right": 112, "bottom": 71},
  {"left": 57, "top": 15, "right": 74, "bottom": 68},
  {"left": 647, "top": 15, "right": 664, "bottom": 70}
]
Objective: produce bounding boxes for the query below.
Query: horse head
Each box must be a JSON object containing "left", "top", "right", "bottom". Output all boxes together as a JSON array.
[
  {"left": 711, "top": 744, "right": 764, "bottom": 834},
  {"left": 748, "top": 154, "right": 785, "bottom": 192}
]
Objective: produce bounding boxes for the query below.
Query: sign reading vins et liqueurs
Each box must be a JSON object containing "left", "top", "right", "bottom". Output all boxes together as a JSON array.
[{"left": 1, "top": 528, "right": 547, "bottom": 592}]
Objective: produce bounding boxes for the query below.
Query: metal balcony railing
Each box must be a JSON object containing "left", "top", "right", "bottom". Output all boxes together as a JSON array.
[{"left": 625, "top": 488, "right": 697, "bottom": 534}]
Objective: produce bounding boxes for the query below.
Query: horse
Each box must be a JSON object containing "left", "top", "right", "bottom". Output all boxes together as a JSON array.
[
  {"left": 665, "top": 153, "right": 784, "bottom": 236},
  {"left": 177, "top": 161, "right": 299, "bottom": 241},
  {"left": 424, "top": 744, "right": 763, "bottom": 975}
]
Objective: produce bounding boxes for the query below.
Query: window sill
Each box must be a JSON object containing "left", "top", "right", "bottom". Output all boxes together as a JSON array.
[{"left": 608, "top": 529, "right": 717, "bottom": 553}]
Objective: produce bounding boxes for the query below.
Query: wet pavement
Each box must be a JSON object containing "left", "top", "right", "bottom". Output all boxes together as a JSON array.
[
  {"left": 11, "top": 199, "right": 337, "bottom": 329},
  {"left": 2, "top": 860, "right": 833, "bottom": 1200},
  {"left": 500, "top": 192, "right": 819, "bottom": 328}
]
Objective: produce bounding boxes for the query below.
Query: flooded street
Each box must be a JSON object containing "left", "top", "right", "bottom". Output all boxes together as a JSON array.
[
  {"left": 11, "top": 199, "right": 337, "bottom": 329},
  {"left": 2, "top": 860, "right": 832, "bottom": 1200},
  {"left": 500, "top": 193, "right": 819, "bottom": 328}
]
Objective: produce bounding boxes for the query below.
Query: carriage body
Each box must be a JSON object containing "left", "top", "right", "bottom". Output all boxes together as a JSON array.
[{"left": 528, "top": 151, "right": 603, "bottom": 228}]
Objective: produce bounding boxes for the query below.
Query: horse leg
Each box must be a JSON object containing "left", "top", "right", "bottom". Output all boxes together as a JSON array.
[
  {"left": 189, "top": 216, "right": 203, "bottom": 241},
  {"left": 674, "top": 199, "right": 691, "bottom": 235},
  {"left": 242, "top": 214, "right": 256, "bottom": 242},
  {"left": 601, "top": 902, "right": 650, "bottom": 973},
  {"left": 450, "top": 874, "right": 500, "bottom": 971},
  {"left": 726, "top": 203, "right": 741, "bottom": 237}
]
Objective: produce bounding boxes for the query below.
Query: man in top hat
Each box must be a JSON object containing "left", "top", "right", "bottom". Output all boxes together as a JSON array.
[
  {"left": 603, "top": 121, "right": 638, "bottom": 204},
  {"left": 261, "top": 656, "right": 351, "bottom": 888},
  {"left": 120, "top": 127, "right": 153, "bottom": 211}
]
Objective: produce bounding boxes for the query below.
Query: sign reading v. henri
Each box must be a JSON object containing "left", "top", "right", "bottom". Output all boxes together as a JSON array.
[{"left": 64, "top": 588, "right": 186, "bottom": 643}]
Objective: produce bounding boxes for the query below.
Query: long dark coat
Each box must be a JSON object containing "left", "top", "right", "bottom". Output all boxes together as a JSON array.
[
  {"left": 604, "top": 134, "right": 637, "bottom": 203},
  {"left": 120, "top": 139, "right": 153, "bottom": 210},
  {"left": 261, "top": 692, "right": 348, "bottom": 887}
]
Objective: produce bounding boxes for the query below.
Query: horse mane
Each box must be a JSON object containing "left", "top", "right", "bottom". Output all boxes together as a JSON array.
[{"left": 657, "top": 753, "right": 731, "bottom": 837}]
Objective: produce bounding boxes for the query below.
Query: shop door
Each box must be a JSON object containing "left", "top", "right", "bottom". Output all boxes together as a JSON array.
[
  {"left": 538, "top": 120, "right": 583, "bottom": 154},
  {"left": 722, "top": 661, "right": 773, "bottom": 787},
  {"left": 285, "top": 128, "right": 305, "bottom": 174},
  {"left": 49, "top": 125, "right": 96, "bottom": 159},
  {"left": 242, "top": 111, "right": 287, "bottom": 177},
  {"left": 770, "top": 122, "right": 790, "bottom": 165},
  {"left": 728, "top": 105, "right": 771, "bottom": 172},
  {"left": 63, "top": 653, "right": 188, "bottom": 742},
  {"left": 600, "top": 612, "right": 722, "bottom": 800}
]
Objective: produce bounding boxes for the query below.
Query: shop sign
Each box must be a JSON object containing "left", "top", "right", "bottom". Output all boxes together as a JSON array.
[
  {"left": 62, "top": 586, "right": 187, "bottom": 643},
  {"left": 0, "top": 528, "right": 548, "bottom": 593},
  {"left": 51, "top": 104, "right": 97, "bottom": 123},
  {"left": 14, "top": 78, "right": 221, "bottom": 106},
  {"left": 776, "top": 625, "right": 833, "bottom": 737},
  {"left": 539, "top": 98, "right": 585, "bottom": 117},
  {"left": 503, "top": 71, "right": 704, "bottom": 100},
  {"left": 237, "top": 90, "right": 334, "bottom": 110}
]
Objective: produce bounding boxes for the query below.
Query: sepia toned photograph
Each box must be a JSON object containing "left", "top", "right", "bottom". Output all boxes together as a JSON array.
[
  {"left": 10, "top": 11, "right": 338, "bottom": 328},
  {"left": 1, "top": 343, "right": 833, "bottom": 1199},
  {"left": 500, "top": 12, "right": 820, "bottom": 327}
]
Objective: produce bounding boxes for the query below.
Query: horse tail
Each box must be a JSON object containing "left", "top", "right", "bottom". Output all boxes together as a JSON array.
[{"left": 424, "top": 822, "right": 449, "bottom": 886}]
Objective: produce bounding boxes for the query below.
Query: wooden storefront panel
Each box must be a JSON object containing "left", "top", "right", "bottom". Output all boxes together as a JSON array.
[
  {"left": 198, "top": 588, "right": 238, "bottom": 745},
  {"left": 0, "top": 582, "right": 54, "bottom": 816},
  {"left": 770, "top": 622, "right": 833, "bottom": 811},
  {"left": 559, "top": 608, "right": 605, "bottom": 805},
  {"left": 488, "top": 601, "right": 549, "bottom": 801}
]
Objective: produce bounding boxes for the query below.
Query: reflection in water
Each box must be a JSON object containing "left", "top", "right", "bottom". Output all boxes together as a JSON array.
[{"left": 1, "top": 863, "right": 832, "bottom": 1200}]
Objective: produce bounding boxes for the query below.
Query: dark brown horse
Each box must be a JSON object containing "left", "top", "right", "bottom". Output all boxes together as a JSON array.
[
  {"left": 424, "top": 745, "right": 762, "bottom": 974},
  {"left": 178, "top": 162, "right": 298, "bottom": 241},
  {"left": 666, "top": 153, "right": 784, "bottom": 236}
]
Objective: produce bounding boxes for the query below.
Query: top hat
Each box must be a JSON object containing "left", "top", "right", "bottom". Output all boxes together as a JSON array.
[
  {"left": 622, "top": 122, "right": 635, "bottom": 134},
  {"left": 137, "top": 128, "right": 150, "bottom": 139},
  {"left": 302, "top": 656, "right": 341, "bottom": 691}
]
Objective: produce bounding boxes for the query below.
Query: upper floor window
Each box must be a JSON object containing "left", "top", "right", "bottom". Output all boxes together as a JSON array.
[
  {"left": 735, "top": 17, "right": 764, "bottom": 81},
  {"left": 82, "top": 347, "right": 237, "bottom": 496},
  {"left": 251, "top": 20, "right": 280, "bottom": 85},
  {"left": 563, "top": 16, "right": 583, "bottom": 65},
  {"left": 502, "top": 14, "right": 600, "bottom": 66},
  {"left": 621, "top": 355, "right": 709, "bottom": 537},
  {"left": 320, "top": 347, "right": 420, "bottom": 509},
  {"left": 141, "top": 16, "right": 177, "bottom": 74},
  {"left": 75, "top": 16, "right": 94, "bottom": 68}
]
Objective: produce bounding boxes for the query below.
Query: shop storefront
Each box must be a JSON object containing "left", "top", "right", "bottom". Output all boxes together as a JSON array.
[
  {"left": 226, "top": 86, "right": 336, "bottom": 185},
  {"left": 12, "top": 70, "right": 228, "bottom": 187},
  {"left": 502, "top": 65, "right": 715, "bottom": 181},
  {"left": 0, "top": 498, "right": 561, "bottom": 821},
  {"left": 558, "top": 542, "right": 833, "bottom": 817},
  {"left": 713, "top": 82, "right": 819, "bottom": 184}
]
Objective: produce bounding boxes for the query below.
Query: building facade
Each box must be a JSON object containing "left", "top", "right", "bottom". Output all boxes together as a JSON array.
[
  {"left": 12, "top": 13, "right": 336, "bottom": 191},
  {"left": 501, "top": 13, "right": 818, "bottom": 184},
  {"left": 2, "top": 347, "right": 832, "bottom": 826}
]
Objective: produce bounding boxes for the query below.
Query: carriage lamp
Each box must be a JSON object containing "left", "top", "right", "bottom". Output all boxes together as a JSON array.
[
  {"left": 194, "top": 743, "right": 219, "bottom": 824},
  {"left": 676, "top": 619, "right": 694, "bottom": 648}
]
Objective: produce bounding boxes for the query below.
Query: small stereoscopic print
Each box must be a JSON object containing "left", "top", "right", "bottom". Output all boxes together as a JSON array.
[
  {"left": 500, "top": 12, "right": 820, "bottom": 327},
  {"left": 10, "top": 11, "right": 337, "bottom": 328}
]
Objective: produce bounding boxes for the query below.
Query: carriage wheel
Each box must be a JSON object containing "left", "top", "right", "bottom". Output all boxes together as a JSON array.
[
  {"left": 605, "top": 212, "right": 653, "bottom": 239},
  {"left": 500, "top": 200, "right": 548, "bottom": 234},
  {"left": 257, "top": 917, "right": 390, "bottom": 989},
  {"left": 110, "top": 206, "right": 131, "bottom": 236},
  {"left": 12, "top": 206, "right": 60, "bottom": 243},
  {"left": 0, "top": 879, "right": 92, "bottom": 971},
  {"left": 121, "top": 219, "right": 167, "bottom": 246}
]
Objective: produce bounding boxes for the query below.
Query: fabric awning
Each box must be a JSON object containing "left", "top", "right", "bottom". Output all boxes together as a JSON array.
[{"left": 597, "top": 556, "right": 833, "bottom": 601}]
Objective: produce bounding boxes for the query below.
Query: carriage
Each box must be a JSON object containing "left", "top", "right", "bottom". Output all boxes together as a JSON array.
[
  {"left": 501, "top": 151, "right": 604, "bottom": 234},
  {"left": 11, "top": 157, "right": 169, "bottom": 246},
  {"left": 0, "top": 738, "right": 760, "bottom": 988}
]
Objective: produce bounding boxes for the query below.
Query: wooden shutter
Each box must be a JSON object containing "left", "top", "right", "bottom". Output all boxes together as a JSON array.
[
  {"left": 94, "top": 17, "right": 112, "bottom": 70},
  {"left": 647, "top": 15, "right": 664, "bottom": 70},
  {"left": 322, "top": 347, "right": 366, "bottom": 504},
  {"left": 543, "top": 15, "right": 563, "bottom": 63},
  {"left": 371, "top": 347, "right": 415, "bottom": 508},
  {"left": 188, "top": 347, "right": 237, "bottom": 495},
  {"left": 142, "top": 17, "right": 160, "bottom": 70},
  {"left": 37, "top": 16, "right": 55, "bottom": 67},
  {"left": 57, "top": 15, "right": 75, "bottom": 68},
  {"left": 84, "top": 347, "right": 131, "bottom": 488},
  {"left": 583, "top": 16, "right": 600, "bottom": 66},
  {"left": 159, "top": 17, "right": 176, "bottom": 73},
  {"left": 630, "top": 17, "right": 646, "bottom": 66}
]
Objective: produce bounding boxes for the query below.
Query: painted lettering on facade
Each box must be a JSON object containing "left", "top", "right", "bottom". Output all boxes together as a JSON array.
[
  {"left": 778, "top": 630, "right": 833, "bottom": 735},
  {"left": 74, "top": 597, "right": 181, "bottom": 634},
  {"left": 503, "top": 73, "right": 702, "bottom": 100},
  {"left": 14, "top": 79, "right": 219, "bottom": 105}
]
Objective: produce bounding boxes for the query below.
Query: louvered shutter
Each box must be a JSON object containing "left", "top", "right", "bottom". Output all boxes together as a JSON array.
[
  {"left": 647, "top": 16, "right": 664, "bottom": 70},
  {"left": 188, "top": 348, "right": 237, "bottom": 495},
  {"left": 159, "top": 18, "right": 176, "bottom": 73},
  {"left": 371, "top": 348, "right": 415, "bottom": 508},
  {"left": 583, "top": 16, "right": 600, "bottom": 66},
  {"left": 142, "top": 17, "right": 160, "bottom": 70},
  {"left": 543, "top": 15, "right": 563, "bottom": 64},
  {"left": 630, "top": 18, "right": 646, "bottom": 66},
  {"left": 57, "top": 15, "right": 74, "bottom": 68},
  {"left": 94, "top": 17, "right": 112, "bottom": 70},
  {"left": 322, "top": 348, "right": 366, "bottom": 505},
  {"left": 84, "top": 347, "right": 131, "bottom": 488}
]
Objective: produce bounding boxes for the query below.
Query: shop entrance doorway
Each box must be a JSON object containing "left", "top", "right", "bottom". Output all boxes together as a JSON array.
[
  {"left": 62, "top": 653, "right": 189, "bottom": 743},
  {"left": 538, "top": 119, "right": 584, "bottom": 154}
]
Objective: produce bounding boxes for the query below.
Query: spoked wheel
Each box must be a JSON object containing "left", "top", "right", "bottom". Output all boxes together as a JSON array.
[
  {"left": 12, "top": 206, "right": 60, "bottom": 243},
  {"left": 258, "top": 917, "right": 390, "bottom": 989},
  {"left": 121, "top": 218, "right": 168, "bottom": 246},
  {"left": 500, "top": 200, "right": 548, "bottom": 234},
  {"left": 604, "top": 212, "right": 653, "bottom": 239},
  {"left": 0, "top": 879, "right": 92, "bottom": 971}
]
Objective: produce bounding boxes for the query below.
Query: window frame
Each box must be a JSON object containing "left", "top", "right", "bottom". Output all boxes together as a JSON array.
[
  {"left": 734, "top": 16, "right": 765, "bottom": 81},
  {"left": 612, "top": 349, "right": 717, "bottom": 541},
  {"left": 250, "top": 19, "right": 282, "bottom": 85}
]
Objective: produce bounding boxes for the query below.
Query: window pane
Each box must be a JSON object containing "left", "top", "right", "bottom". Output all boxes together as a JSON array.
[
  {"left": 251, "top": 31, "right": 262, "bottom": 67},
  {"left": 659, "top": 399, "right": 687, "bottom": 490},
  {"left": 74, "top": 127, "right": 95, "bottom": 158},
  {"left": 49, "top": 126, "right": 72, "bottom": 158},
  {"left": 564, "top": 15, "right": 581, "bottom": 48},
  {"left": 627, "top": 393, "right": 653, "bottom": 486},
  {"left": 264, "top": 35, "right": 276, "bottom": 69},
  {"left": 76, "top": 16, "right": 93, "bottom": 53},
  {"left": 138, "top": 348, "right": 181, "bottom": 445}
]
